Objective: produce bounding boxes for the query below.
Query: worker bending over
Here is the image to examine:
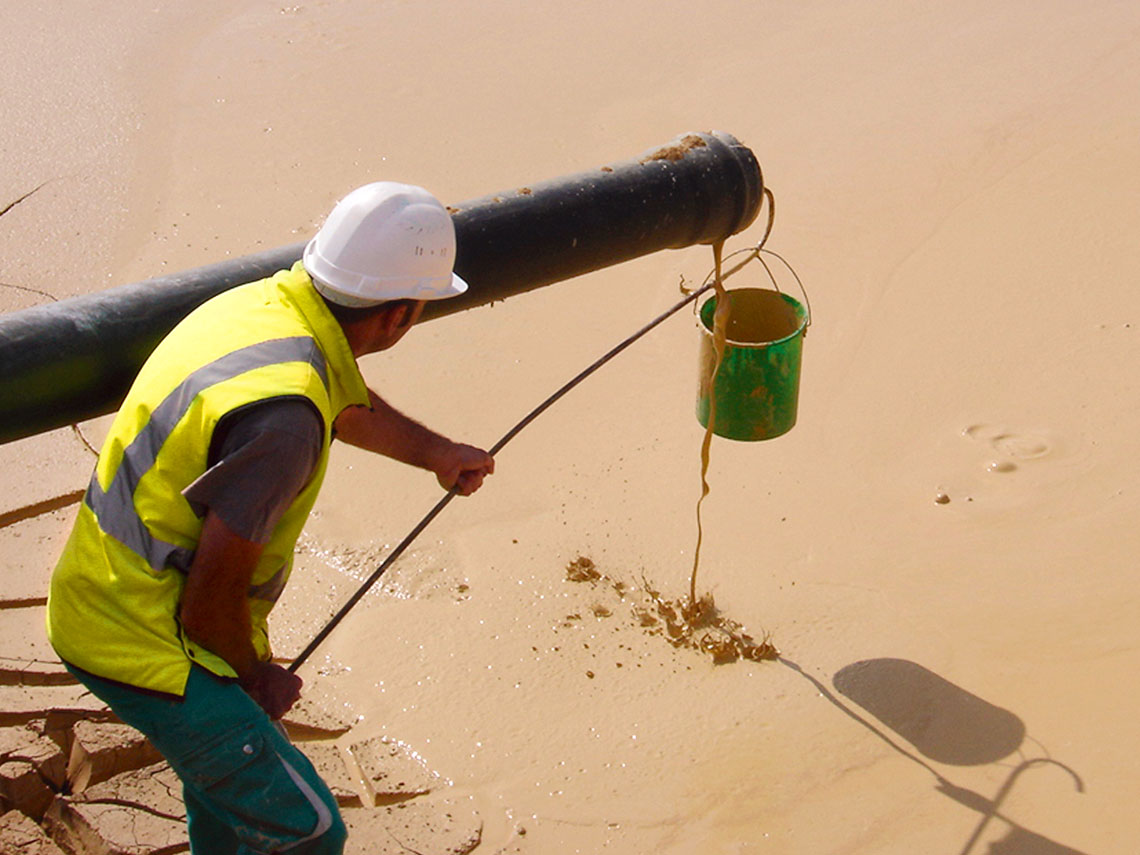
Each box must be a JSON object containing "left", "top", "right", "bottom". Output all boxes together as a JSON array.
[{"left": 47, "top": 183, "right": 493, "bottom": 854}]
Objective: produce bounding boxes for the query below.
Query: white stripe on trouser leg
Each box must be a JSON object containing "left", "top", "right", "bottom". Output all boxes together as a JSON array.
[{"left": 275, "top": 752, "right": 333, "bottom": 851}]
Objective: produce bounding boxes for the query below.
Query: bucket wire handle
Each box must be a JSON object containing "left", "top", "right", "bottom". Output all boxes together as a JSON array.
[{"left": 758, "top": 248, "right": 812, "bottom": 331}]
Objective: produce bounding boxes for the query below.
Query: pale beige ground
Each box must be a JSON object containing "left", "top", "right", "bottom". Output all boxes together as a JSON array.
[{"left": 3, "top": 1, "right": 1140, "bottom": 852}]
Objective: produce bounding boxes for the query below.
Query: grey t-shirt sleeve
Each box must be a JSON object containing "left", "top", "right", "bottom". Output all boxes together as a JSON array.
[{"left": 182, "top": 397, "right": 324, "bottom": 544}]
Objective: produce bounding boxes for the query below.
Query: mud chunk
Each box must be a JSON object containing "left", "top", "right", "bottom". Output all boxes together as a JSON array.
[
  {"left": 348, "top": 737, "right": 437, "bottom": 806},
  {"left": 7, "top": 737, "right": 66, "bottom": 794},
  {"left": 0, "top": 809, "right": 67, "bottom": 854},
  {"left": 342, "top": 793, "right": 481, "bottom": 855},
  {"left": 297, "top": 743, "right": 362, "bottom": 807},
  {"left": 639, "top": 134, "right": 707, "bottom": 163},
  {"left": 700, "top": 634, "right": 740, "bottom": 665},
  {"left": 67, "top": 721, "right": 162, "bottom": 794},
  {"left": 0, "top": 684, "right": 114, "bottom": 729},
  {"left": 633, "top": 608, "right": 658, "bottom": 627},
  {"left": 0, "top": 656, "right": 75, "bottom": 688},
  {"left": 565, "top": 557, "right": 599, "bottom": 583},
  {"left": 0, "top": 760, "right": 54, "bottom": 821},
  {"left": 640, "top": 582, "right": 779, "bottom": 664},
  {"left": 280, "top": 695, "right": 353, "bottom": 740},
  {"left": 0, "top": 726, "right": 67, "bottom": 817},
  {"left": 0, "top": 725, "right": 41, "bottom": 759},
  {"left": 46, "top": 762, "right": 187, "bottom": 855},
  {"left": 0, "top": 502, "right": 79, "bottom": 605},
  {"left": 0, "top": 608, "right": 58, "bottom": 676}
]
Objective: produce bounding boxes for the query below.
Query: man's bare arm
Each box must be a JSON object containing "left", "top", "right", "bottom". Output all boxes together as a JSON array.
[
  {"left": 335, "top": 388, "right": 494, "bottom": 495},
  {"left": 179, "top": 511, "right": 301, "bottom": 718}
]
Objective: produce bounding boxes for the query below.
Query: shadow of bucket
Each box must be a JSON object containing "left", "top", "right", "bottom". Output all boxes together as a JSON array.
[
  {"left": 833, "top": 658, "right": 1026, "bottom": 766},
  {"left": 697, "top": 287, "right": 808, "bottom": 441}
]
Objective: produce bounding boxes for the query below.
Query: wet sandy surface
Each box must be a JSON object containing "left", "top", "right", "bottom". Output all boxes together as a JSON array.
[{"left": 4, "top": 1, "right": 1140, "bottom": 852}]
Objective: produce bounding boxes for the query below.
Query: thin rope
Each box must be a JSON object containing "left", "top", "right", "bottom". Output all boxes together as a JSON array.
[{"left": 289, "top": 235, "right": 775, "bottom": 673}]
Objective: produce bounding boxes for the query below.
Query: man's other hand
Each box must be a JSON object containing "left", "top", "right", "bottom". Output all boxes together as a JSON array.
[{"left": 240, "top": 662, "right": 303, "bottom": 720}]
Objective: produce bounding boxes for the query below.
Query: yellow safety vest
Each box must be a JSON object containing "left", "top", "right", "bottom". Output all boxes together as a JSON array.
[{"left": 47, "top": 262, "right": 369, "bottom": 696}]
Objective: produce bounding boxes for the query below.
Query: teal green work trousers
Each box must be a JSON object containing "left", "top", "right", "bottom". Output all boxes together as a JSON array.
[{"left": 67, "top": 663, "right": 346, "bottom": 855}]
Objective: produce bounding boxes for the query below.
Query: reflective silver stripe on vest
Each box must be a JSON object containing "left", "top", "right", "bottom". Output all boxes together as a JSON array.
[{"left": 85, "top": 336, "right": 329, "bottom": 573}]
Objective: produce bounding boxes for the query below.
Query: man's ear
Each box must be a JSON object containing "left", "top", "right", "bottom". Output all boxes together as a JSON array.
[
  {"left": 380, "top": 302, "right": 411, "bottom": 336},
  {"left": 396, "top": 303, "right": 414, "bottom": 329}
]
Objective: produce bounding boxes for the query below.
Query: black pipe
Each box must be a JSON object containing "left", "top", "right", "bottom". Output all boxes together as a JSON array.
[{"left": 0, "top": 131, "right": 763, "bottom": 443}]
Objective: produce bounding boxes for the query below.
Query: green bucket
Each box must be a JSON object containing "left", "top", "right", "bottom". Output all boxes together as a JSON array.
[{"left": 697, "top": 286, "right": 808, "bottom": 441}]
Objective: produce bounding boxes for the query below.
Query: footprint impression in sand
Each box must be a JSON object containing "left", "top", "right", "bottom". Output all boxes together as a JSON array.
[
  {"left": 929, "top": 425, "right": 1062, "bottom": 506},
  {"left": 964, "top": 423, "right": 1054, "bottom": 475},
  {"left": 934, "top": 424, "right": 1065, "bottom": 505}
]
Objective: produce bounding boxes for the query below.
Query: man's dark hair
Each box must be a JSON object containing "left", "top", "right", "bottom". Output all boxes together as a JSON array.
[{"left": 322, "top": 296, "right": 418, "bottom": 326}]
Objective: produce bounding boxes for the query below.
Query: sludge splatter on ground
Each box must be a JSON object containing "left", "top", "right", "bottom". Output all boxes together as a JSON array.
[{"left": 563, "top": 556, "right": 778, "bottom": 665}]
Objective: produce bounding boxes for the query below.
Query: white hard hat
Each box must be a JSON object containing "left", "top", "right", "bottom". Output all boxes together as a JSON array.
[{"left": 303, "top": 182, "right": 468, "bottom": 307}]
